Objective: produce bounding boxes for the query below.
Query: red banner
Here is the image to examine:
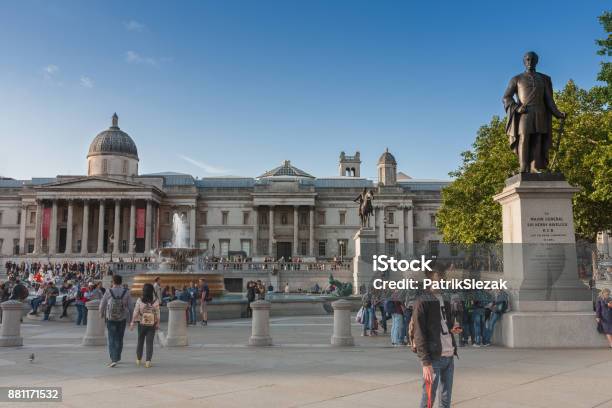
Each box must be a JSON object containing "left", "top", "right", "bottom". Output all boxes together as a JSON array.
[
  {"left": 42, "top": 207, "right": 51, "bottom": 240},
  {"left": 136, "top": 208, "right": 145, "bottom": 239}
]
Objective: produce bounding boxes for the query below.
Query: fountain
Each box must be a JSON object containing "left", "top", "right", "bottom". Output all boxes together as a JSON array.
[{"left": 131, "top": 211, "right": 225, "bottom": 297}]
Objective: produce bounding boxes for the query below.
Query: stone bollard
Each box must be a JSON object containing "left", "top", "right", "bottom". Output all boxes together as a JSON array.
[
  {"left": 0, "top": 301, "right": 24, "bottom": 347},
  {"left": 331, "top": 299, "right": 354, "bottom": 346},
  {"left": 249, "top": 300, "right": 272, "bottom": 346},
  {"left": 165, "top": 300, "right": 188, "bottom": 347},
  {"left": 82, "top": 300, "right": 106, "bottom": 346}
]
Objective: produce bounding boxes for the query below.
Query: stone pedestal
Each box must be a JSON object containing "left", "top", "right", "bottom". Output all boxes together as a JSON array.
[
  {"left": 165, "top": 300, "right": 188, "bottom": 347},
  {"left": 493, "top": 173, "right": 606, "bottom": 348},
  {"left": 0, "top": 301, "right": 24, "bottom": 347},
  {"left": 249, "top": 300, "right": 272, "bottom": 346},
  {"left": 82, "top": 300, "right": 106, "bottom": 346},
  {"left": 352, "top": 228, "right": 377, "bottom": 294},
  {"left": 331, "top": 299, "right": 354, "bottom": 346}
]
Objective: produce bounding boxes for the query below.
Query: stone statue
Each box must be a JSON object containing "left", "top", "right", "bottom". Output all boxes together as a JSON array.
[
  {"left": 354, "top": 188, "right": 374, "bottom": 228},
  {"left": 503, "top": 52, "right": 566, "bottom": 173}
]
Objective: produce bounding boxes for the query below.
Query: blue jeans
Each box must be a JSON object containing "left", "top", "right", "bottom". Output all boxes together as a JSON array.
[
  {"left": 391, "top": 313, "right": 404, "bottom": 344},
  {"left": 106, "top": 320, "right": 127, "bottom": 363},
  {"left": 75, "top": 303, "right": 87, "bottom": 325},
  {"left": 420, "top": 356, "right": 454, "bottom": 408},
  {"left": 30, "top": 297, "right": 43, "bottom": 313},
  {"left": 43, "top": 297, "right": 56, "bottom": 320},
  {"left": 484, "top": 312, "right": 501, "bottom": 344},
  {"left": 189, "top": 303, "right": 198, "bottom": 324},
  {"left": 472, "top": 309, "right": 485, "bottom": 345},
  {"left": 362, "top": 307, "right": 374, "bottom": 333},
  {"left": 461, "top": 312, "right": 472, "bottom": 344}
]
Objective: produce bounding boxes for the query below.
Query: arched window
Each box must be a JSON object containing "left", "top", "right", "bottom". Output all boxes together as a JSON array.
[{"left": 122, "top": 159, "right": 128, "bottom": 174}]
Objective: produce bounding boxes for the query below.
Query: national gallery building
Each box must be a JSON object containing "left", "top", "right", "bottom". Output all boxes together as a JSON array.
[{"left": 0, "top": 114, "right": 449, "bottom": 260}]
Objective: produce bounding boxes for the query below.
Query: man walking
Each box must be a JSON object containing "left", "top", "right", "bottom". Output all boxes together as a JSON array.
[
  {"left": 99, "top": 274, "right": 133, "bottom": 367},
  {"left": 413, "top": 265, "right": 461, "bottom": 408}
]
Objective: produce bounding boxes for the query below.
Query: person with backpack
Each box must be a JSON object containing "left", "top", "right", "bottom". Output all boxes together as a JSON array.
[
  {"left": 99, "top": 274, "right": 133, "bottom": 367},
  {"left": 483, "top": 289, "right": 509, "bottom": 346},
  {"left": 130, "top": 283, "right": 160, "bottom": 368},
  {"left": 412, "top": 264, "right": 462, "bottom": 408}
]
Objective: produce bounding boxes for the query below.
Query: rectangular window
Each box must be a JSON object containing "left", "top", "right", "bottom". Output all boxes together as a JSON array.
[
  {"left": 258, "top": 239, "right": 269, "bottom": 254},
  {"left": 413, "top": 213, "right": 418, "bottom": 227},
  {"left": 222, "top": 211, "right": 229, "bottom": 225},
  {"left": 200, "top": 211, "right": 208, "bottom": 225},
  {"left": 243, "top": 212, "right": 250, "bottom": 225},
  {"left": 387, "top": 211, "right": 394, "bottom": 225},
  {"left": 122, "top": 159, "right": 128, "bottom": 174},
  {"left": 200, "top": 240, "right": 209, "bottom": 251},
  {"left": 337, "top": 239, "right": 348, "bottom": 257},
  {"left": 339, "top": 211, "right": 346, "bottom": 226},
  {"left": 220, "top": 239, "right": 230, "bottom": 256},
  {"left": 241, "top": 239, "right": 251, "bottom": 257},
  {"left": 17, "top": 212, "right": 21, "bottom": 225},
  {"left": 386, "top": 239, "right": 398, "bottom": 255},
  {"left": 317, "top": 211, "right": 326, "bottom": 225},
  {"left": 300, "top": 240, "right": 308, "bottom": 256},
  {"left": 30, "top": 211, "right": 36, "bottom": 224},
  {"left": 428, "top": 240, "right": 440, "bottom": 257},
  {"left": 318, "top": 240, "right": 327, "bottom": 257},
  {"left": 280, "top": 212, "right": 288, "bottom": 225},
  {"left": 164, "top": 212, "right": 170, "bottom": 225},
  {"left": 430, "top": 214, "right": 436, "bottom": 227},
  {"left": 62, "top": 208, "right": 68, "bottom": 223},
  {"left": 13, "top": 239, "right": 19, "bottom": 255},
  {"left": 27, "top": 239, "right": 34, "bottom": 253},
  {"left": 299, "top": 212, "right": 308, "bottom": 226},
  {"left": 260, "top": 212, "right": 268, "bottom": 225}
]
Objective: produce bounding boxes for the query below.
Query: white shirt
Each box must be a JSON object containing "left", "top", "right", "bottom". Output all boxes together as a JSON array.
[{"left": 434, "top": 294, "right": 455, "bottom": 357}]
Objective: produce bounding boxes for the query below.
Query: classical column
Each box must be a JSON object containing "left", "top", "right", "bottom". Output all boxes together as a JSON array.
[
  {"left": 377, "top": 205, "right": 385, "bottom": 251},
  {"left": 113, "top": 199, "right": 121, "bottom": 255},
  {"left": 33, "top": 200, "right": 42, "bottom": 254},
  {"left": 19, "top": 205, "right": 27, "bottom": 254},
  {"left": 129, "top": 200, "right": 136, "bottom": 255},
  {"left": 398, "top": 205, "right": 405, "bottom": 257},
  {"left": 406, "top": 205, "right": 414, "bottom": 257},
  {"left": 293, "top": 206, "right": 299, "bottom": 256},
  {"left": 97, "top": 200, "right": 105, "bottom": 254},
  {"left": 309, "top": 206, "right": 314, "bottom": 256},
  {"left": 65, "top": 200, "right": 74, "bottom": 254},
  {"left": 49, "top": 199, "right": 58, "bottom": 255},
  {"left": 145, "top": 200, "right": 152, "bottom": 253},
  {"left": 268, "top": 206, "right": 274, "bottom": 256},
  {"left": 252, "top": 206, "right": 258, "bottom": 256},
  {"left": 81, "top": 200, "right": 89, "bottom": 254},
  {"left": 189, "top": 205, "right": 196, "bottom": 248}
]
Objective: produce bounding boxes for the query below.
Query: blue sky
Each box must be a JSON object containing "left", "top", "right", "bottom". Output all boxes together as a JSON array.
[{"left": 0, "top": 1, "right": 608, "bottom": 181}]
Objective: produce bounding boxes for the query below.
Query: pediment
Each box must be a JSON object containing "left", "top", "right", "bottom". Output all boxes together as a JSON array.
[{"left": 38, "top": 176, "right": 150, "bottom": 191}]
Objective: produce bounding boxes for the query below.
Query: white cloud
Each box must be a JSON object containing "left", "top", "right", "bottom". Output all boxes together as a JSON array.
[
  {"left": 124, "top": 20, "right": 145, "bottom": 32},
  {"left": 125, "top": 50, "right": 157, "bottom": 66},
  {"left": 178, "top": 154, "right": 230, "bottom": 175},
  {"left": 43, "top": 64, "right": 59, "bottom": 79},
  {"left": 80, "top": 76, "right": 94, "bottom": 88}
]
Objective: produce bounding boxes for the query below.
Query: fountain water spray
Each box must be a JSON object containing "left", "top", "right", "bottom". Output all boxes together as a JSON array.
[{"left": 172, "top": 212, "right": 188, "bottom": 248}]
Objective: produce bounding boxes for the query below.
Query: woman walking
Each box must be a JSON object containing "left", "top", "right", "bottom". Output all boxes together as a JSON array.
[
  {"left": 130, "top": 283, "right": 160, "bottom": 368},
  {"left": 595, "top": 288, "right": 612, "bottom": 349}
]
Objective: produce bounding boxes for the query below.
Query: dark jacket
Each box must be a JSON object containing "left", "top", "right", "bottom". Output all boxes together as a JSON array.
[{"left": 413, "top": 293, "right": 458, "bottom": 366}]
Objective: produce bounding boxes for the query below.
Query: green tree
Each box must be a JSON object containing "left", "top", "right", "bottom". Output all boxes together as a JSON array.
[{"left": 437, "top": 12, "right": 612, "bottom": 243}]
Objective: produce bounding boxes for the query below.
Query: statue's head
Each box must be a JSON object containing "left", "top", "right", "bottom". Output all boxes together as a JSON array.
[{"left": 523, "top": 51, "right": 539, "bottom": 71}]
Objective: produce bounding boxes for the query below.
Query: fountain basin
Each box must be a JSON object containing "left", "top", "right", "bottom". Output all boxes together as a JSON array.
[{"left": 131, "top": 272, "right": 225, "bottom": 298}]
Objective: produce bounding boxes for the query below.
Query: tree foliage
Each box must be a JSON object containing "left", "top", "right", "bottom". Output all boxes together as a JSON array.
[{"left": 437, "top": 12, "right": 612, "bottom": 243}]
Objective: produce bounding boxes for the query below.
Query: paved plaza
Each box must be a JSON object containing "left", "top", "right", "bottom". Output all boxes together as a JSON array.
[{"left": 0, "top": 315, "right": 611, "bottom": 408}]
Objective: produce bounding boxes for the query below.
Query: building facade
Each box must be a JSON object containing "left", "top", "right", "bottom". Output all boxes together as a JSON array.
[{"left": 0, "top": 115, "right": 449, "bottom": 260}]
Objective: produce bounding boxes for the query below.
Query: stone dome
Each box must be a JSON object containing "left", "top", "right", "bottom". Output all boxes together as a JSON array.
[
  {"left": 87, "top": 113, "right": 138, "bottom": 160},
  {"left": 378, "top": 148, "right": 396, "bottom": 165}
]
